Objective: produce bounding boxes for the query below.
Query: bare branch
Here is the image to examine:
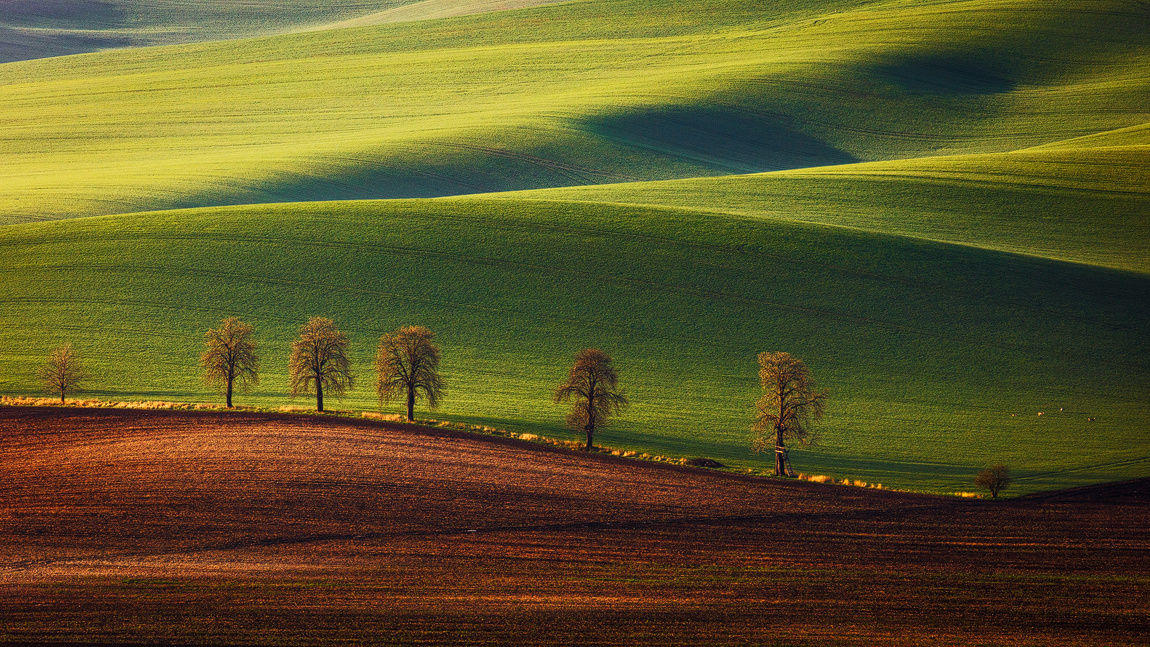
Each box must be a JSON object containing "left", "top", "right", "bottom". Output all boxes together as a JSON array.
[
  {"left": 39, "top": 343, "right": 86, "bottom": 404},
  {"left": 201, "top": 317, "right": 259, "bottom": 408}
]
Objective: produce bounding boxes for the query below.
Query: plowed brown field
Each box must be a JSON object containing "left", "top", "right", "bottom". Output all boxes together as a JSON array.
[{"left": 1, "top": 406, "right": 1147, "bottom": 645}]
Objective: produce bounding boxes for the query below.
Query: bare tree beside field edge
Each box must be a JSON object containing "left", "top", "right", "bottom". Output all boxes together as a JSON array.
[
  {"left": 975, "top": 464, "right": 1012, "bottom": 498},
  {"left": 554, "top": 348, "right": 628, "bottom": 451},
  {"left": 753, "top": 351, "right": 827, "bottom": 477},
  {"left": 375, "top": 325, "right": 444, "bottom": 422},
  {"left": 39, "top": 343, "right": 86, "bottom": 404},
  {"left": 289, "top": 317, "right": 353, "bottom": 412},
  {"left": 201, "top": 317, "right": 259, "bottom": 408}
]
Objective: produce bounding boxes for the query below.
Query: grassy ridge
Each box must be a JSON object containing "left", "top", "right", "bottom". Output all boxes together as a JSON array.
[
  {"left": 1, "top": 198, "right": 1147, "bottom": 493},
  {"left": 1, "top": 0, "right": 1145, "bottom": 223},
  {"left": 510, "top": 140, "right": 1150, "bottom": 272}
]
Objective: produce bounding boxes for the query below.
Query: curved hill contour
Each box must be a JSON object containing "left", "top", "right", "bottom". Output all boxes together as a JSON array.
[
  {"left": 0, "top": 0, "right": 1145, "bottom": 224},
  {"left": 0, "top": 0, "right": 416, "bottom": 62}
]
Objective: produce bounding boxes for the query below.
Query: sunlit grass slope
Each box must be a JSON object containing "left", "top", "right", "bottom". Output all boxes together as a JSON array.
[
  {"left": 1, "top": 0, "right": 1146, "bottom": 223},
  {"left": 510, "top": 133, "right": 1150, "bottom": 272},
  {"left": 315, "top": 0, "right": 572, "bottom": 30},
  {"left": 1, "top": 198, "right": 1147, "bottom": 494}
]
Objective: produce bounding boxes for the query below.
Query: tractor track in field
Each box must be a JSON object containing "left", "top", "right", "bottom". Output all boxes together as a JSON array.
[{"left": 0, "top": 504, "right": 952, "bottom": 575}]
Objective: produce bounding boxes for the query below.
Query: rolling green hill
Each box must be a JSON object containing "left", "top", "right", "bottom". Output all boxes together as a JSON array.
[
  {"left": 1, "top": 0, "right": 1145, "bottom": 224},
  {"left": 0, "top": 0, "right": 1147, "bottom": 494},
  {"left": 1, "top": 198, "right": 1147, "bottom": 494},
  {"left": 510, "top": 139, "right": 1150, "bottom": 272}
]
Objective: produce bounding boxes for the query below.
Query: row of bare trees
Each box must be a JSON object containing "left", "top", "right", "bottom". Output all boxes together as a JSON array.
[
  {"left": 203, "top": 316, "right": 441, "bottom": 420},
  {"left": 33, "top": 335, "right": 1012, "bottom": 490},
  {"left": 34, "top": 327, "right": 829, "bottom": 476}
]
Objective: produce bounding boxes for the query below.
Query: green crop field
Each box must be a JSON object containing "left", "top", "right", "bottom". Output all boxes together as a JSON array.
[{"left": 0, "top": 0, "right": 1147, "bottom": 494}]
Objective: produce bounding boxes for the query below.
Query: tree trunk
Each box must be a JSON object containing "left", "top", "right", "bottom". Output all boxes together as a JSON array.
[
  {"left": 316, "top": 375, "right": 324, "bottom": 412},
  {"left": 226, "top": 378, "right": 233, "bottom": 408},
  {"left": 774, "top": 426, "right": 786, "bottom": 476},
  {"left": 60, "top": 391, "right": 65, "bottom": 404},
  {"left": 406, "top": 387, "right": 415, "bottom": 422},
  {"left": 584, "top": 423, "right": 594, "bottom": 451}
]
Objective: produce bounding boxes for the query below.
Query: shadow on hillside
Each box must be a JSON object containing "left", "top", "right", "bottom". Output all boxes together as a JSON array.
[
  {"left": 161, "top": 123, "right": 742, "bottom": 212},
  {"left": 868, "top": 51, "right": 1016, "bottom": 95},
  {"left": 0, "top": 0, "right": 133, "bottom": 62},
  {"left": 0, "top": 25, "right": 134, "bottom": 63},
  {"left": 2, "top": 0, "right": 123, "bottom": 27},
  {"left": 578, "top": 103, "right": 857, "bottom": 173}
]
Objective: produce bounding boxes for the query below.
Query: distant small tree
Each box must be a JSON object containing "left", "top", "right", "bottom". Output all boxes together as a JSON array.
[
  {"left": 554, "top": 349, "right": 628, "bottom": 451},
  {"left": 40, "top": 343, "right": 87, "bottom": 404},
  {"left": 289, "top": 317, "right": 353, "bottom": 412},
  {"left": 200, "top": 317, "right": 259, "bottom": 408},
  {"left": 753, "top": 351, "right": 827, "bottom": 477},
  {"left": 375, "top": 325, "right": 444, "bottom": 422},
  {"left": 975, "top": 464, "right": 1012, "bottom": 498}
]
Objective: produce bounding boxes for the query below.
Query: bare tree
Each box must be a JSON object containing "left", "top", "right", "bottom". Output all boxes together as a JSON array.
[
  {"left": 753, "top": 351, "right": 827, "bottom": 477},
  {"left": 975, "top": 464, "right": 1012, "bottom": 498},
  {"left": 554, "top": 348, "right": 628, "bottom": 451},
  {"left": 375, "top": 325, "right": 444, "bottom": 421},
  {"left": 289, "top": 317, "right": 353, "bottom": 412},
  {"left": 200, "top": 317, "right": 259, "bottom": 408},
  {"left": 40, "top": 343, "right": 86, "bottom": 404}
]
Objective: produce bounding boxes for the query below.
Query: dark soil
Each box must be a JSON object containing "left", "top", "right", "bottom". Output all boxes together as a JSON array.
[{"left": 1, "top": 406, "right": 1146, "bottom": 645}]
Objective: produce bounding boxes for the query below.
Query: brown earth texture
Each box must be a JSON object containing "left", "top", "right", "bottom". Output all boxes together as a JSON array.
[{"left": 0, "top": 406, "right": 1147, "bottom": 645}]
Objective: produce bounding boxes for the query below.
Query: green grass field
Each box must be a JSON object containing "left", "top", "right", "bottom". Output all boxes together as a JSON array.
[
  {"left": 2, "top": 197, "right": 1147, "bottom": 493},
  {"left": 511, "top": 142, "right": 1150, "bottom": 272},
  {"left": 2, "top": 0, "right": 1145, "bottom": 224},
  {"left": 0, "top": 0, "right": 1146, "bottom": 494}
]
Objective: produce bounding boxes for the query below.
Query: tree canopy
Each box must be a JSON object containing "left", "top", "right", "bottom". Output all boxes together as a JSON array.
[
  {"left": 375, "top": 325, "right": 444, "bottom": 421},
  {"left": 39, "top": 343, "right": 86, "bottom": 404},
  {"left": 753, "top": 351, "right": 827, "bottom": 476},
  {"left": 554, "top": 348, "right": 628, "bottom": 451},
  {"left": 200, "top": 317, "right": 259, "bottom": 408},
  {"left": 975, "top": 464, "right": 1012, "bottom": 498},
  {"left": 289, "top": 317, "right": 353, "bottom": 412}
]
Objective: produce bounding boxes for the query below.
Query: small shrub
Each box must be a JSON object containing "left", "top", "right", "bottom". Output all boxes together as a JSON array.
[{"left": 684, "top": 457, "right": 726, "bottom": 469}]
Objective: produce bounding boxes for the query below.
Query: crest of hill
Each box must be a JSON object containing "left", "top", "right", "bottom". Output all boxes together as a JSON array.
[
  {"left": 506, "top": 132, "right": 1150, "bottom": 273},
  {"left": 313, "top": 0, "right": 575, "bottom": 30}
]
